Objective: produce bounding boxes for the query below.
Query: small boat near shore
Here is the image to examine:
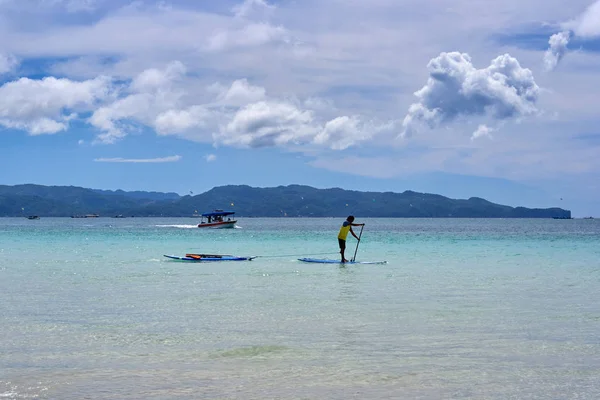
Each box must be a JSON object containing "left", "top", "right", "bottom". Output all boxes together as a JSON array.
[
  {"left": 26, "top": 215, "right": 40, "bottom": 220},
  {"left": 164, "top": 254, "right": 255, "bottom": 262},
  {"left": 197, "top": 210, "right": 237, "bottom": 229}
]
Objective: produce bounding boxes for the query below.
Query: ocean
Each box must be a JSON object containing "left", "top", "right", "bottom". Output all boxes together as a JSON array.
[{"left": 1, "top": 217, "right": 599, "bottom": 399}]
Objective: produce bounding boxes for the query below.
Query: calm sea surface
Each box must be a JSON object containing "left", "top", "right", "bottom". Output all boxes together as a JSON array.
[{"left": 1, "top": 217, "right": 599, "bottom": 399}]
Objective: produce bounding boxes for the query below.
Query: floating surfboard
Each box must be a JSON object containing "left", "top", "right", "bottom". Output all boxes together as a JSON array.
[
  {"left": 164, "top": 254, "right": 256, "bottom": 262},
  {"left": 298, "top": 258, "right": 387, "bottom": 265}
]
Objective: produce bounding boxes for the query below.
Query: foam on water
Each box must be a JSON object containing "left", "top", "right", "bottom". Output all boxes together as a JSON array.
[{"left": 155, "top": 224, "right": 198, "bottom": 229}]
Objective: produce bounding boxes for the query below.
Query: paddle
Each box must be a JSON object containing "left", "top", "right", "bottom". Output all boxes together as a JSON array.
[{"left": 351, "top": 224, "right": 365, "bottom": 262}]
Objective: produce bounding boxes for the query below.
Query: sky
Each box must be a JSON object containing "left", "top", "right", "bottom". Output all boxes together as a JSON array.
[{"left": 0, "top": 0, "right": 599, "bottom": 216}]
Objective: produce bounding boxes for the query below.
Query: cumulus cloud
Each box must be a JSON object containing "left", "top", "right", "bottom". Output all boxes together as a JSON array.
[
  {"left": 218, "top": 101, "right": 316, "bottom": 147},
  {"left": 401, "top": 52, "right": 539, "bottom": 138},
  {"left": 545, "top": 0, "right": 600, "bottom": 70},
  {"left": 471, "top": 124, "right": 494, "bottom": 140},
  {"left": 1, "top": 59, "right": 386, "bottom": 150},
  {"left": 0, "top": 54, "right": 18, "bottom": 74},
  {"left": 0, "top": 75, "right": 112, "bottom": 135},
  {"left": 217, "top": 101, "right": 390, "bottom": 150},
  {"left": 543, "top": 31, "right": 571, "bottom": 71},
  {"left": 89, "top": 61, "right": 189, "bottom": 143},
  {"left": 94, "top": 155, "right": 182, "bottom": 163}
]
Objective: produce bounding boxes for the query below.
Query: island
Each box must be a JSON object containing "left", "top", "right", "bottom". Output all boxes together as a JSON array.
[{"left": 0, "top": 184, "right": 571, "bottom": 218}]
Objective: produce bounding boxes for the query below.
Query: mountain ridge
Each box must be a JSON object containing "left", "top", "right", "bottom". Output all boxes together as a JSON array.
[{"left": 0, "top": 183, "right": 571, "bottom": 218}]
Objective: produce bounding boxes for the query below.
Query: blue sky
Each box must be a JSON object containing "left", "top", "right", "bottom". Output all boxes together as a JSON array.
[{"left": 1, "top": 0, "right": 599, "bottom": 216}]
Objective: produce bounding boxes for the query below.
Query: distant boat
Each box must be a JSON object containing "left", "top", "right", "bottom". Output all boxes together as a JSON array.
[
  {"left": 197, "top": 210, "right": 237, "bottom": 229},
  {"left": 112, "top": 215, "right": 126, "bottom": 218},
  {"left": 26, "top": 215, "right": 40, "bottom": 220},
  {"left": 71, "top": 214, "right": 100, "bottom": 218}
]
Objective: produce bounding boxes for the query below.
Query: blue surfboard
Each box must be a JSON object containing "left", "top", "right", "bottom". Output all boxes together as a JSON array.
[
  {"left": 164, "top": 254, "right": 256, "bottom": 262},
  {"left": 298, "top": 258, "right": 387, "bottom": 265}
]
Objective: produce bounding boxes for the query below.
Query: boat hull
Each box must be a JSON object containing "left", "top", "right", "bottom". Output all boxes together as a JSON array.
[{"left": 197, "top": 220, "right": 237, "bottom": 229}]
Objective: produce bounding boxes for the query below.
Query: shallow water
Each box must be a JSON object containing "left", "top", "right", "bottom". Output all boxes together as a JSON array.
[{"left": 1, "top": 217, "right": 599, "bottom": 399}]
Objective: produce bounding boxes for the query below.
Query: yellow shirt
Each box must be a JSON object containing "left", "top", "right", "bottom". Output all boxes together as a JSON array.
[{"left": 338, "top": 221, "right": 351, "bottom": 240}]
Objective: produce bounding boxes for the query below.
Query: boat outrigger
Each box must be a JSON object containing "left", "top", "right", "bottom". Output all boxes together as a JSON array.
[{"left": 197, "top": 210, "right": 237, "bottom": 229}]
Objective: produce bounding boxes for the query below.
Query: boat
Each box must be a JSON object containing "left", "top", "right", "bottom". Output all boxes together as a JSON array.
[
  {"left": 164, "top": 254, "right": 255, "bottom": 262},
  {"left": 197, "top": 210, "right": 237, "bottom": 229},
  {"left": 26, "top": 215, "right": 40, "bottom": 220}
]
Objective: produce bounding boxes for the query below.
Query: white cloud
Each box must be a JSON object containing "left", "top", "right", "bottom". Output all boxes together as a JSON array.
[
  {"left": 562, "top": 0, "right": 600, "bottom": 37},
  {"left": 89, "top": 61, "right": 187, "bottom": 143},
  {"left": 401, "top": 52, "right": 539, "bottom": 138},
  {"left": 215, "top": 100, "right": 389, "bottom": 150},
  {"left": 94, "top": 155, "right": 182, "bottom": 163},
  {"left": 314, "top": 116, "right": 362, "bottom": 150},
  {"left": 313, "top": 116, "right": 390, "bottom": 150},
  {"left": 0, "top": 53, "right": 18, "bottom": 74},
  {"left": 218, "top": 101, "right": 316, "bottom": 148},
  {"left": 214, "top": 78, "right": 266, "bottom": 106},
  {"left": 0, "top": 57, "right": 393, "bottom": 150},
  {"left": 471, "top": 124, "right": 494, "bottom": 140},
  {"left": 0, "top": 75, "right": 112, "bottom": 135},
  {"left": 130, "top": 61, "right": 186, "bottom": 92},
  {"left": 154, "top": 106, "right": 212, "bottom": 136},
  {"left": 0, "top": 117, "right": 67, "bottom": 135},
  {"left": 544, "top": 0, "right": 600, "bottom": 70},
  {"left": 543, "top": 31, "right": 571, "bottom": 71},
  {"left": 205, "top": 154, "right": 217, "bottom": 162}
]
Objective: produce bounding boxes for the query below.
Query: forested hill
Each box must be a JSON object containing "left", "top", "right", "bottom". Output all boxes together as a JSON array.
[{"left": 0, "top": 184, "right": 571, "bottom": 218}]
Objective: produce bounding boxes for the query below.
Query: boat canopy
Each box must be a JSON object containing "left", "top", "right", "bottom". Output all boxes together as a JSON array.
[{"left": 201, "top": 210, "right": 235, "bottom": 217}]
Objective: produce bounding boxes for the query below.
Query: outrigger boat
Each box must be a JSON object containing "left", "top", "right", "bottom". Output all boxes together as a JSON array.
[
  {"left": 164, "top": 254, "right": 255, "bottom": 262},
  {"left": 197, "top": 210, "right": 237, "bottom": 229}
]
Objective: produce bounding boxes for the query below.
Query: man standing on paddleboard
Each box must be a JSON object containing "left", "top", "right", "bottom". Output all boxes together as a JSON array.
[{"left": 338, "top": 216, "right": 364, "bottom": 262}]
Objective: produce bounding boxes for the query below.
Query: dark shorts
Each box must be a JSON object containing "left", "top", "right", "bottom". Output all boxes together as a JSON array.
[{"left": 338, "top": 238, "right": 346, "bottom": 250}]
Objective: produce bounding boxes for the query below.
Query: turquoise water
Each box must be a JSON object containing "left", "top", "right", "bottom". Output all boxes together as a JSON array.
[{"left": 1, "top": 217, "right": 599, "bottom": 399}]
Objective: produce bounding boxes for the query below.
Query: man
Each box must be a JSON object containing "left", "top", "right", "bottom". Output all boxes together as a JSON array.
[{"left": 338, "top": 215, "right": 364, "bottom": 262}]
